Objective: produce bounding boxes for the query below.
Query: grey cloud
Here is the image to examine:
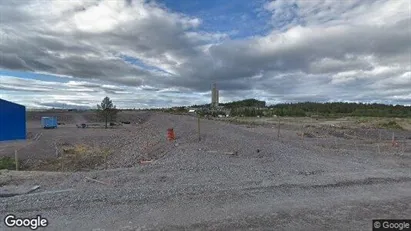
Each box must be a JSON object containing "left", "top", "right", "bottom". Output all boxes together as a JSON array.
[
  {"left": 0, "top": 85, "right": 48, "bottom": 92},
  {"left": 0, "top": 54, "right": 33, "bottom": 71},
  {"left": 0, "top": 34, "right": 153, "bottom": 86},
  {"left": 169, "top": 18, "right": 410, "bottom": 94},
  {"left": 101, "top": 86, "right": 128, "bottom": 94},
  {"left": 141, "top": 87, "right": 160, "bottom": 91},
  {"left": 0, "top": 0, "right": 202, "bottom": 89},
  {"left": 35, "top": 101, "right": 91, "bottom": 109},
  {"left": 67, "top": 82, "right": 102, "bottom": 88}
]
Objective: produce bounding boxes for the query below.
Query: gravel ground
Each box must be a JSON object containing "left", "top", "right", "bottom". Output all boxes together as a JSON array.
[{"left": 0, "top": 112, "right": 410, "bottom": 230}]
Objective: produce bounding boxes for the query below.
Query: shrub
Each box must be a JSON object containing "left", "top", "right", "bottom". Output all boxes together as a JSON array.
[
  {"left": 0, "top": 157, "right": 15, "bottom": 170},
  {"left": 379, "top": 121, "right": 403, "bottom": 130}
]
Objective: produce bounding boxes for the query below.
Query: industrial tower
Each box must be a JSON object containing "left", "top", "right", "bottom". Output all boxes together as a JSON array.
[{"left": 211, "top": 83, "right": 219, "bottom": 108}]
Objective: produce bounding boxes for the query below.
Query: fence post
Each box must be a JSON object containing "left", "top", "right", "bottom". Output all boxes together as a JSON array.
[
  {"left": 379, "top": 130, "right": 381, "bottom": 142},
  {"left": 105, "top": 155, "right": 108, "bottom": 169},
  {"left": 391, "top": 132, "right": 400, "bottom": 155},
  {"left": 277, "top": 117, "right": 281, "bottom": 139},
  {"left": 301, "top": 124, "right": 305, "bottom": 143},
  {"left": 334, "top": 137, "right": 338, "bottom": 150},
  {"left": 392, "top": 132, "right": 395, "bottom": 147},
  {"left": 15, "top": 150, "right": 19, "bottom": 171},
  {"left": 354, "top": 131, "right": 359, "bottom": 155},
  {"left": 403, "top": 140, "right": 407, "bottom": 154},
  {"left": 401, "top": 139, "right": 405, "bottom": 155},
  {"left": 197, "top": 115, "right": 201, "bottom": 142},
  {"left": 54, "top": 142, "right": 59, "bottom": 158}
]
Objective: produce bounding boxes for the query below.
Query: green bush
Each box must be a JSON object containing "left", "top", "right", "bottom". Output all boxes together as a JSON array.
[
  {"left": 0, "top": 157, "right": 16, "bottom": 170},
  {"left": 379, "top": 121, "right": 403, "bottom": 130}
]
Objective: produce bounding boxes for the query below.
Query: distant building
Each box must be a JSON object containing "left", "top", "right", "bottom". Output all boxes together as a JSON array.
[
  {"left": 211, "top": 83, "right": 219, "bottom": 108},
  {"left": 0, "top": 99, "right": 26, "bottom": 141}
]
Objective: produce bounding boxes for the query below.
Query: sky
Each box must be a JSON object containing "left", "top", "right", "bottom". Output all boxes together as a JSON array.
[{"left": 0, "top": 0, "right": 410, "bottom": 109}]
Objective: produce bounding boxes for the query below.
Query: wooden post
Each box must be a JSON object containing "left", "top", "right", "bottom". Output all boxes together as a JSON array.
[
  {"left": 354, "top": 131, "right": 358, "bottom": 154},
  {"left": 104, "top": 152, "right": 108, "bottom": 170},
  {"left": 301, "top": 124, "right": 304, "bottom": 143},
  {"left": 197, "top": 115, "right": 201, "bottom": 141},
  {"left": 377, "top": 129, "right": 381, "bottom": 155},
  {"left": 401, "top": 139, "right": 405, "bottom": 155},
  {"left": 54, "top": 142, "right": 59, "bottom": 158},
  {"left": 277, "top": 117, "right": 281, "bottom": 139},
  {"left": 15, "top": 150, "right": 19, "bottom": 171},
  {"left": 392, "top": 132, "right": 395, "bottom": 147},
  {"left": 334, "top": 137, "right": 338, "bottom": 150},
  {"left": 403, "top": 140, "right": 406, "bottom": 155}
]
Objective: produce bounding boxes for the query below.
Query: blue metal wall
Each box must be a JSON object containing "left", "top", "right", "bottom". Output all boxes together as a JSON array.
[{"left": 0, "top": 99, "right": 26, "bottom": 141}]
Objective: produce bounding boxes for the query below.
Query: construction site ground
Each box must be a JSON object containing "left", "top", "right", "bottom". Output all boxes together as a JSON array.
[{"left": 0, "top": 111, "right": 410, "bottom": 230}]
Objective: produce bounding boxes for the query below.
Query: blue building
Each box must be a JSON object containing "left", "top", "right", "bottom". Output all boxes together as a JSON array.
[{"left": 0, "top": 99, "right": 26, "bottom": 141}]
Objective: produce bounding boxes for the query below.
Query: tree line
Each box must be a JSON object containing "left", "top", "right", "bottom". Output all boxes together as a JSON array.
[
  {"left": 220, "top": 99, "right": 266, "bottom": 108},
  {"left": 97, "top": 96, "right": 410, "bottom": 121},
  {"left": 268, "top": 102, "right": 411, "bottom": 117},
  {"left": 191, "top": 98, "right": 266, "bottom": 109},
  {"left": 191, "top": 99, "right": 411, "bottom": 118}
]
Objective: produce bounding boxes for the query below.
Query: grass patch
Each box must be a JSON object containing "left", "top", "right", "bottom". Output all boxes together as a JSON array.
[
  {"left": 59, "top": 144, "right": 112, "bottom": 171},
  {"left": 224, "top": 118, "right": 264, "bottom": 126},
  {"left": 24, "top": 144, "right": 112, "bottom": 172},
  {"left": 378, "top": 121, "right": 403, "bottom": 130},
  {"left": 356, "top": 117, "right": 372, "bottom": 124},
  {"left": 0, "top": 157, "right": 16, "bottom": 170}
]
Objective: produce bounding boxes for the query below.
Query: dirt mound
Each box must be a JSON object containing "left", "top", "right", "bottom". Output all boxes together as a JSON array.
[{"left": 27, "top": 111, "right": 74, "bottom": 123}]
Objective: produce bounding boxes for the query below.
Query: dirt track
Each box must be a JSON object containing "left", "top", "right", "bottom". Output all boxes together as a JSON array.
[{"left": 0, "top": 111, "right": 410, "bottom": 230}]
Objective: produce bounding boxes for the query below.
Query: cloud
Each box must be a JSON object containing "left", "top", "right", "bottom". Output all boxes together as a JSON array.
[
  {"left": 0, "top": 0, "right": 410, "bottom": 107},
  {"left": 0, "top": 75, "right": 205, "bottom": 109}
]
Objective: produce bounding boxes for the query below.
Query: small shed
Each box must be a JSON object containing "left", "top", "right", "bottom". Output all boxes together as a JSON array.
[
  {"left": 41, "top": 117, "right": 58, "bottom": 129},
  {"left": 0, "top": 99, "right": 26, "bottom": 141}
]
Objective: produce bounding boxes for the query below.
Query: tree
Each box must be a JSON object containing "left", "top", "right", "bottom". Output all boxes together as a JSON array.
[{"left": 97, "top": 96, "right": 118, "bottom": 129}]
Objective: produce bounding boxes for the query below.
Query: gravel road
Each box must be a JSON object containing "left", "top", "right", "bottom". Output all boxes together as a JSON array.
[{"left": 1, "top": 112, "right": 410, "bottom": 230}]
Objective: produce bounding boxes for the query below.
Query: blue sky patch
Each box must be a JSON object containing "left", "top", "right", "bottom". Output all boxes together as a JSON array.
[
  {"left": 120, "top": 55, "right": 174, "bottom": 76},
  {"left": 158, "top": 0, "right": 273, "bottom": 38},
  {"left": 0, "top": 69, "right": 69, "bottom": 83}
]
